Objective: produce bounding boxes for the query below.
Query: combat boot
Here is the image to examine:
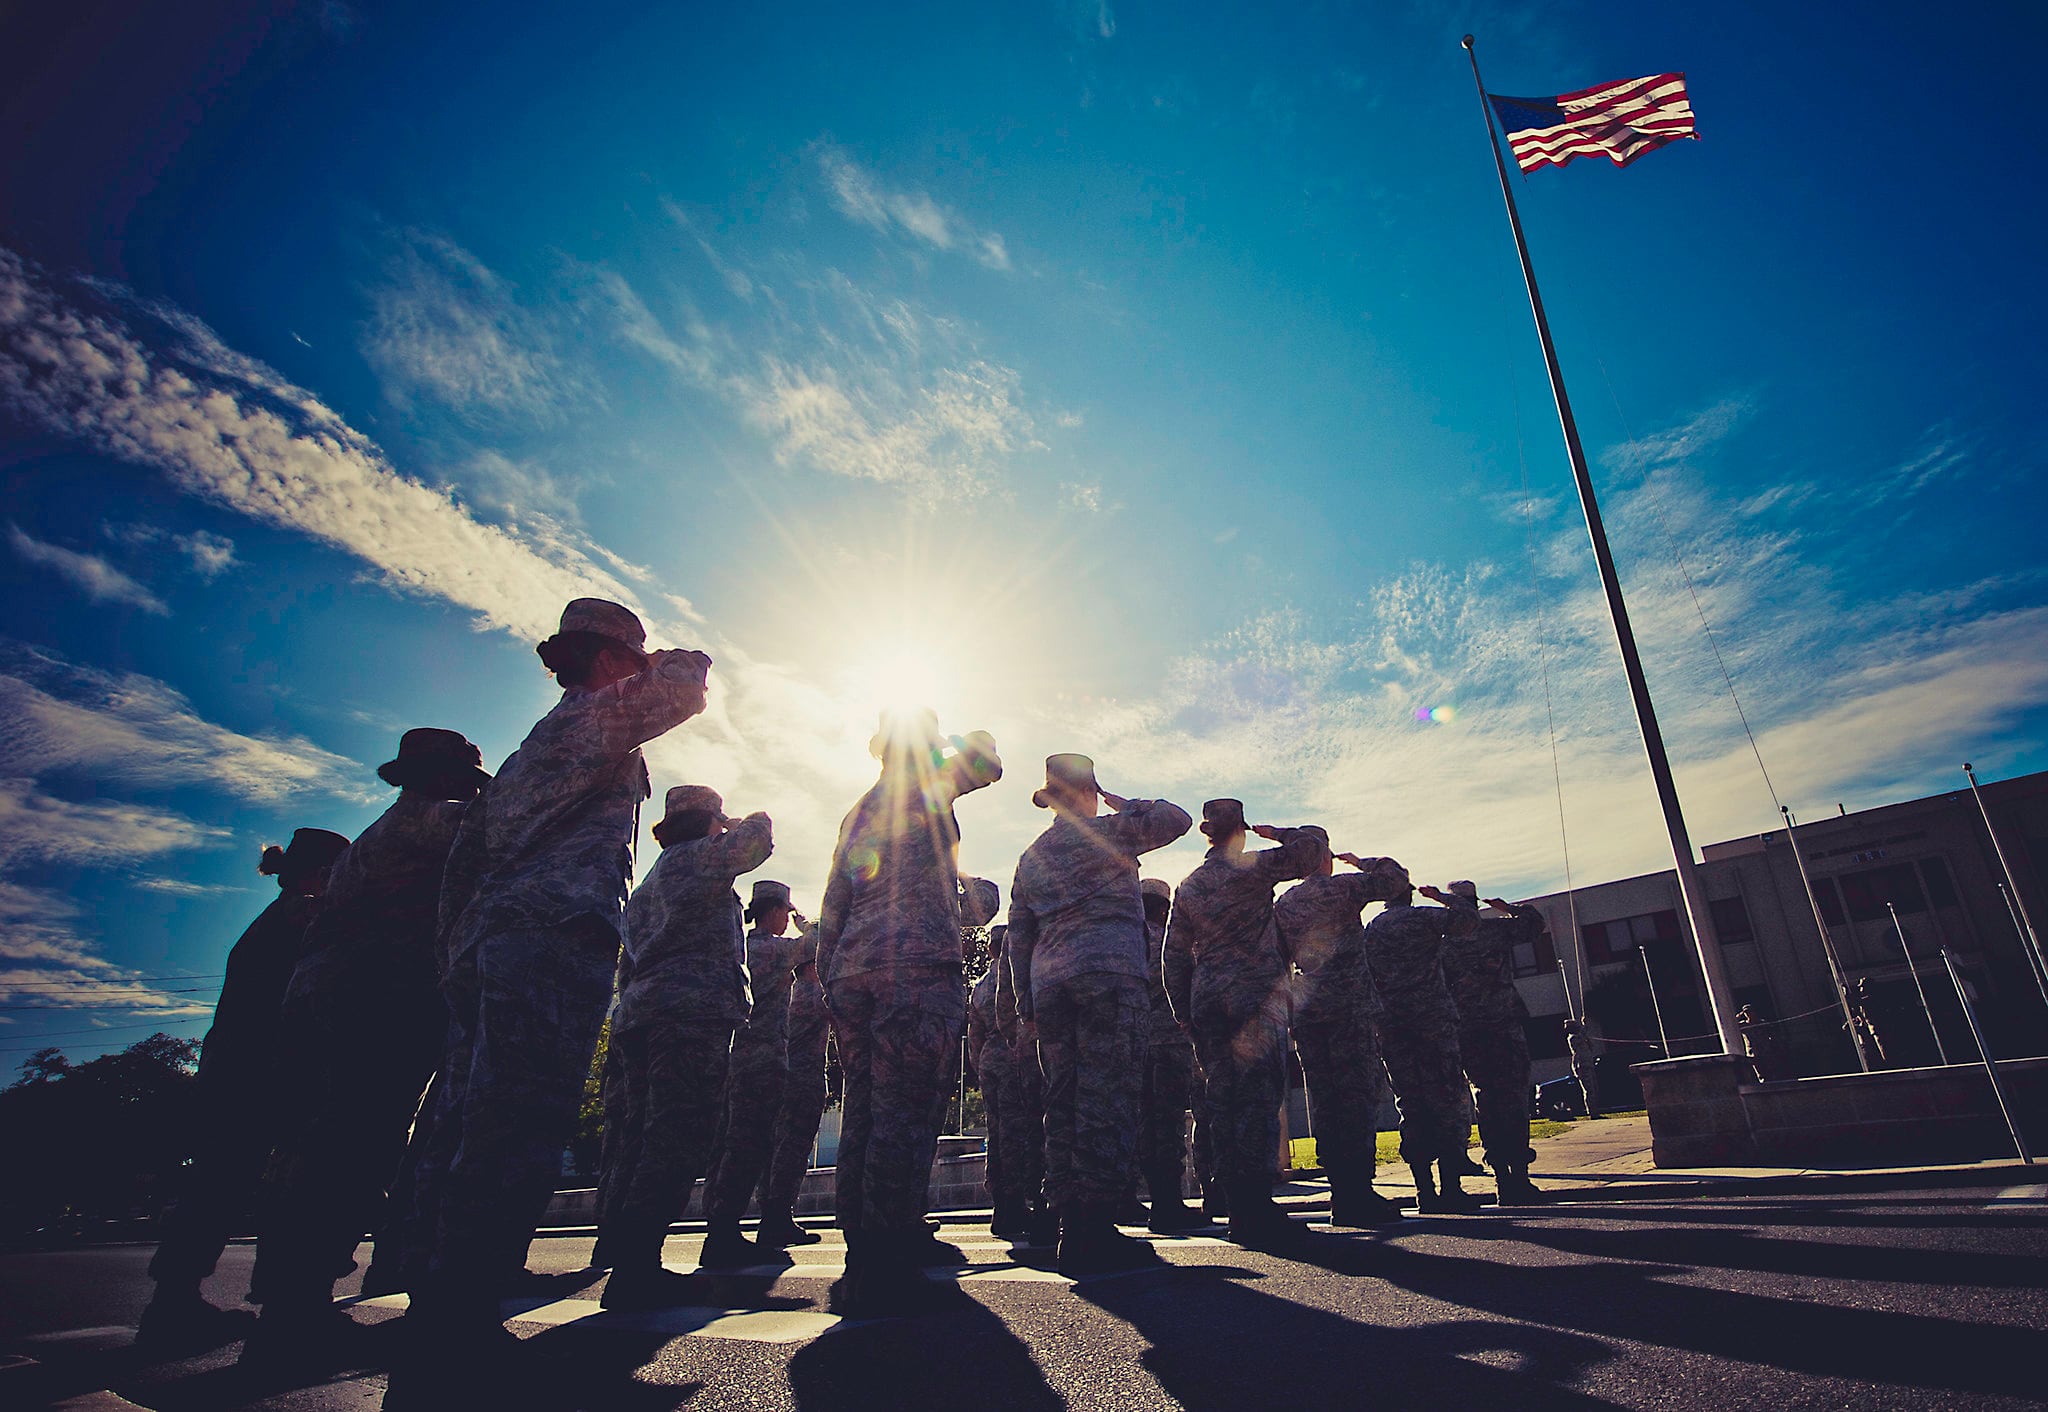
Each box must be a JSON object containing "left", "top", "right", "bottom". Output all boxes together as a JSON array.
[
  {"left": 1494, "top": 1169, "right": 1544, "bottom": 1206},
  {"left": 755, "top": 1212, "right": 821, "bottom": 1248},
  {"left": 1200, "top": 1179, "right": 1230, "bottom": 1221},
  {"left": 1225, "top": 1180, "right": 1310, "bottom": 1252},
  {"left": 1326, "top": 1167, "right": 1406, "bottom": 1228},
  {"left": 1022, "top": 1202, "right": 1061, "bottom": 1249},
  {"left": 1058, "top": 1202, "right": 1162, "bottom": 1275},
  {"left": 1144, "top": 1166, "right": 1209, "bottom": 1231},
  {"left": 990, "top": 1196, "right": 1031, "bottom": 1238},
  {"left": 1114, "top": 1189, "right": 1151, "bottom": 1226},
  {"left": 697, "top": 1222, "right": 765, "bottom": 1270},
  {"left": 1417, "top": 1160, "right": 1484, "bottom": 1214}
]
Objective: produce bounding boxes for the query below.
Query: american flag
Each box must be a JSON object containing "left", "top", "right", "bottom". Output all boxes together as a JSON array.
[{"left": 1489, "top": 74, "right": 1697, "bottom": 173}]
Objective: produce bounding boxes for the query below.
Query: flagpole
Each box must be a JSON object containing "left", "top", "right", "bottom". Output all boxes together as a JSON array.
[{"left": 1461, "top": 34, "right": 1741, "bottom": 1056}]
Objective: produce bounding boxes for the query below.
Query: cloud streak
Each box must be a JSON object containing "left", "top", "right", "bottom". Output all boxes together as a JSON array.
[
  {"left": 818, "top": 146, "right": 1013, "bottom": 271},
  {"left": 7, "top": 524, "right": 168, "bottom": 615}
]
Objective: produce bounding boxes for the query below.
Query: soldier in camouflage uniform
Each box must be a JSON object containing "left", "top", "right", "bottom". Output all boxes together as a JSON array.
[
  {"left": 1008, "top": 755, "right": 1192, "bottom": 1273},
  {"left": 755, "top": 927, "right": 829, "bottom": 1249},
  {"left": 966, "top": 933, "right": 1006, "bottom": 1224},
  {"left": 251, "top": 731, "right": 489, "bottom": 1349},
  {"left": 1273, "top": 832, "right": 1410, "bottom": 1228},
  {"left": 1362, "top": 880, "right": 1483, "bottom": 1213},
  {"left": 1137, "top": 878, "right": 1208, "bottom": 1231},
  {"left": 403, "top": 599, "right": 711, "bottom": 1349},
  {"left": 991, "top": 924, "right": 1049, "bottom": 1242},
  {"left": 595, "top": 787, "right": 773, "bottom": 1307},
  {"left": 817, "top": 710, "right": 1001, "bottom": 1314},
  {"left": 1442, "top": 885, "right": 1541, "bottom": 1204},
  {"left": 1565, "top": 1018, "right": 1602, "bottom": 1118},
  {"left": 1165, "top": 800, "right": 1320, "bottom": 1249},
  {"left": 139, "top": 829, "right": 350, "bottom": 1347},
  {"left": 698, "top": 881, "right": 807, "bottom": 1267}
]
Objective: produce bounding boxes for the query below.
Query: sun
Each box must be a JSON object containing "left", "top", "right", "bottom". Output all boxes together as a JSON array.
[{"left": 840, "top": 641, "right": 954, "bottom": 721}]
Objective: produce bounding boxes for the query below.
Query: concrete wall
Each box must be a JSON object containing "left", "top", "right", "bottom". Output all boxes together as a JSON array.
[{"left": 1637, "top": 1054, "right": 2046, "bottom": 1169}]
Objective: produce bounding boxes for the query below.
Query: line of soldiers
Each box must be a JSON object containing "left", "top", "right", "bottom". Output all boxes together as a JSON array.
[{"left": 132, "top": 594, "right": 1550, "bottom": 1390}]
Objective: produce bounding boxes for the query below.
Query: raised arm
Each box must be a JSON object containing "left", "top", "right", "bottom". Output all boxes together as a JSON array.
[
  {"left": 1250, "top": 825, "right": 1322, "bottom": 885},
  {"left": 591, "top": 648, "right": 713, "bottom": 755},
  {"left": 708, "top": 811, "right": 775, "bottom": 879},
  {"left": 1098, "top": 797, "right": 1195, "bottom": 857}
]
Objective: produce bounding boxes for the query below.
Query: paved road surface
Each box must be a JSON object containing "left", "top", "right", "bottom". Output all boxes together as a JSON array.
[{"left": 4, "top": 1178, "right": 2046, "bottom": 1410}]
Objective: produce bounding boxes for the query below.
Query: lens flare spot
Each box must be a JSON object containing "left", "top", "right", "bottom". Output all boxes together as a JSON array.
[{"left": 1430, "top": 705, "right": 1456, "bottom": 724}]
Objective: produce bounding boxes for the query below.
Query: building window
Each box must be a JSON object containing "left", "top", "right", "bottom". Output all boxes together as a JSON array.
[
  {"left": 1513, "top": 927, "right": 1559, "bottom": 976},
  {"left": 1920, "top": 856, "right": 1959, "bottom": 907},
  {"left": 1582, "top": 910, "right": 1682, "bottom": 967},
  {"left": 1525, "top": 1012, "right": 1569, "bottom": 1060},
  {"left": 1812, "top": 878, "right": 1846, "bottom": 927},
  {"left": 1709, "top": 896, "right": 1755, "bottom": 944},
  {"left": 1836, "top": 862, "right": 1929, "bottom": 922}
]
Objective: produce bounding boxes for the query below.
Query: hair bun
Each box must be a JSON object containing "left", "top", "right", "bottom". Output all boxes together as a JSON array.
[{"left": 258, "top": 844, "right": 287, "bottom": 876}]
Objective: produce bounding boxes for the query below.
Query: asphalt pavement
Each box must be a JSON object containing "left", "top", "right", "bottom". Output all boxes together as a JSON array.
[{"left": 4, "top": 1167, "right": 2046, "bottom": 1411}]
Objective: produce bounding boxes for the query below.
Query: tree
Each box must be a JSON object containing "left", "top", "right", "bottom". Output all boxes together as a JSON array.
[{"left": 0, "top": 1033, "right": 201, "bottom": 1238}]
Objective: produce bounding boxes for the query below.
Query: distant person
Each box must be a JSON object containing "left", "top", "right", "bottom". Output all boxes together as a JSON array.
[
  {"left": 1565, "top": 1018, "right": 1602, "bottom": 1118},
  {"left": 1273, "top": 833, "right": 1410, "bottom": 1227},
  {"left": 138, "top": 828, "right": 349, "bottom": 1348},
  {"left": 966, "top": 931, "right": 1006, "bottom": 1223},
  {"left": 1137, "top": 878, "right": 1208, "bottom": 1231},
  {"left": 1851, "top": 978, "right": 1890, "bottom": 1068},
  {"left": 250, "top": 730, "right": 489, "bottom": 1354},
  {"left": 990, "top": 922, "right": 1050, "bottom": 1243},
  {"left": 1362, "top": 880, "right": 1482, "bottom": 1213},
  {"left": 699, "top": 881, "right": 808, "bottom": 1268},
  {"left": 1165, "top": 800, "right": 1320, "bottom": 1249},
  {"left": 596, "top": 787, "right": 773, "bottom": 1306},
  {"left": 1443, "top": 888, "right": 1542, "bottom": 1205},
  {"left": 1736, "top": 1004, "right": 1787, "bottom": 1082},
  {"left": 816, "top": 710, "right": 1002, "bottom": 1314},
  {"left": 1007, "top": 754, "right": 1192, "bottom": 1272},
  {"left": 400, "top": 599, "right": 710, "bottom": 1365},
  {"left": 755, "top": 921, "right": 830, "bottom": 1249}
]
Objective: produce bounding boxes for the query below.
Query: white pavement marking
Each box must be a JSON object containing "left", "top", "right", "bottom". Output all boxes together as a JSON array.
[
  {"left": 1986, "top": 1184, "right": 2048, "bottom": 1205},
  {"left": 502, "top": 1299, "right": 839, "bottom": 1342},
  {"left": 19, "top": 1326, "right": 138, "bottom": 1344}
]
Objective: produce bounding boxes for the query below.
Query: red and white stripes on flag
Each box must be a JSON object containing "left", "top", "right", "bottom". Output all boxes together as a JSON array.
[{"left": 1489, "top": 74, "right": 1698, "bottom": 173}]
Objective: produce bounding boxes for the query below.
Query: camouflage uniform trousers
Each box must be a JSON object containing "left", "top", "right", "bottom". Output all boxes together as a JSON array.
[
  {"left": 1292, "top": 1014, "right": 1389, "bottom": 1187},
  {"left": 147, "top": 1072, "right": 280, "bottom": 1288},
  {"left": 1186, "top": 983, "right": 1292, "bottom": 1186},
  {"left": 826, "top": 964, "right": 964, "bottom": 1234},
  {"left": 1138, "top": 1034, "right": 1199, "bottom": 1197},
  {"left": 978, "top": 1039, "right": 1011, "bottom": 1205},
  {"left": 592, "top": 1039, "right": 630, "bottom": 1235},
  {"left": 758, "top": 1061, "right": 830, "bottom": 1221},
  {"left": 704, "top": 1031, "right": 789, "bottom": 1223},
  {"left": 994, "top": 1033, "right": 1046, "bottom": 1210},
  {"left": 1035, "top": 973, "right": 1148, "bottom": 1209},
  {"left": 255, "top": 983, "right": 443, "bottom": 1302},
  {"left": 596, "top": 1023, "right": 734, "bottom": 1235},
  {"left": 1378, "top": 1011, "right": 1469, "bottom": 1166},
  {"left": 423, "top": 921, "right": 618, "bottom": 1292},
  {"left": 1459, "top": 1019, "right": 1532, "bottom": 1170}
]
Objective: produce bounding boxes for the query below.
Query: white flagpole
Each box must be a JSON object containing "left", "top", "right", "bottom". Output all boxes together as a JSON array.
[
  {"left": 1461, "top": 34, "right": 1740, "bottom": 1054},
  {"left": 1965, "top": 763, "right": 2048, "bottom": 993}
]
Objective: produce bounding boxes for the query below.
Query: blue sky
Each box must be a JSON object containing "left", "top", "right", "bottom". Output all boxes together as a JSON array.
[{"left": 4, "top": 0, "right": 2047, "bottom": 1060}]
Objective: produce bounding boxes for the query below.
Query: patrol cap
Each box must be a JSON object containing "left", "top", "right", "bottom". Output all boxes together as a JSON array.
[
  {"left": 558, "top": 597, "right": 647, "bottom": 652},
  {"left": 377, "top": 728, "right": 491, "bottom": 791},
  {"left": 258, "top": 827, "right": 350, "bottom": 883},
  {"left": 1446, "top": 880, "right": 1478, "bottom": 900},
  {"left": 661, "top": 784, "right": 726, "bottom": 824},
  {"left": 750, "top": 879, "right": 793, "bottom": 908},
  {"left": 1033, "top": 753, "right": 1099, "bottom": 809},
  {"left": 1200, "top": 798, "right": 1246, "bottom": 840}
]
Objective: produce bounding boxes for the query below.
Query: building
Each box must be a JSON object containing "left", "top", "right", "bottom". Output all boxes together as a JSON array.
[{"left": 1506, "top": 768, "right": 2048, "bottom": 1087}]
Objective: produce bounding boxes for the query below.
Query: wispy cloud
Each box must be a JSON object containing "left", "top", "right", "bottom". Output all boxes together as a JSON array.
[
  {"left": 7, "top": 524, "right": 168, "bottom": 615},
  {"left": 817, "top": 145, "right": 1014, "bottom": 271},
  {"left": 361, "top": 228, "right": 584, "bottom": 422},
  {"left": 1879, "top": 422, "right": 1973, "bottom": 501},
  {"left": 102, "top": 523, "right": 237, "bottom": 581}
]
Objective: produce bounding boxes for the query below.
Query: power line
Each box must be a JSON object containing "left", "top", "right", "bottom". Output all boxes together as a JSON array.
[
  {"left": 0, "top": 988, "right": 222, "bottom": 1010},
  {"left": 0, "top": 973, "right": 223, "bottom": 990},
  {"left": 0, "top": 1016, "right": 210, "bottom": 1050}
]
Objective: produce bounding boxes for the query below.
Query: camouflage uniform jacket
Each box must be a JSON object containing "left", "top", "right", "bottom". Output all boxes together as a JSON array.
[
  {"left": 1164, "top": 829, "right": 1321, "bottom": 1023},
  {"left": 816, "top": 759, "right": 997, "bottom": 985},
  {"left": 786, "top": 967, "right": 830, "bottom": 1077},
  {"left": 1274, "top": 862, "right": 1407, "bottom": 1029},
  {"left": 1144, "top": 918, "right": 1183, "bottom": 1045},
  {"left": 1007, "top": 799, "right": 1192, "bottom": 1010},
  {"left": 287, "top": 795, "right": 469, "bottom": 1004},
  {"left": 436, "top": 652, "right": 709, "bottom": 969},
  {"left": 966, "top": 967, "right": 999, "bottom": 1073},
  {"left": 992, "top": 945, "right": 1025, "bottom": 1047},
  {"left": 1442, "top": 903, "right": 1540, "bottom": 1026},
  {"left": 1361, "top": 902, "right": 1478, "bottom": 1023},
  {"left": 732, "top": 922, "right": 804, "bottom": 1059},
  {"left": 611, "top": 814, "right": 775, "bottom": 1035},
  {"left": 198, "top": 892, "right": 321, "bottom": 1092}
]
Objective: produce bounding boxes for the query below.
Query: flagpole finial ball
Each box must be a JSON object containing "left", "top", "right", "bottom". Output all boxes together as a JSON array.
[{"left": 1461, "top": 34, "right": 1474, "bottom": 48}]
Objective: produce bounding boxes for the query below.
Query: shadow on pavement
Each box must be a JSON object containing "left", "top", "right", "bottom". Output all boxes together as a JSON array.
[
  {"left": 1362, "top": 1237, "right": 2046, "bottom": 1401},
  {"left": 1075, "top": 1260, "right": 1623, "bottom": 1410},
  {"left": 788, "top": 1284, "right": 1062, "bottom": 1412}
]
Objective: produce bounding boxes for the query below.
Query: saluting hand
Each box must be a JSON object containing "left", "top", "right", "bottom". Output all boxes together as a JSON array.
[
  {"left": 1250, "top": 823, "right": 1282, "bottom": 841},
  {"left": 1100, "top": 789, "right": 1132, "bottom": 813}
]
